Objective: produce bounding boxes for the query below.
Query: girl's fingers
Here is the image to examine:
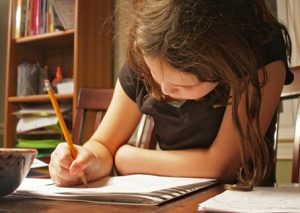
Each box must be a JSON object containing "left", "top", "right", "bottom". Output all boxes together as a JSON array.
[
  {"left": 50, "top": 163, "right": 80, "bottom": 186},
  {"left": 49, "top": 143, "right": 82, "bottom": 186},
  {"left": 69, "top": 148, "right": 92, "bottom": 176}
]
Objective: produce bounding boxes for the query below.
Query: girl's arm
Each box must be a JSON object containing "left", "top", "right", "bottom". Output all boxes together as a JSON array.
[
  {"left": 81, "top": 79, "right": 143, "bottom": 176},
  {"left": 114, "top": 60, "right": 286, "bottom": 182},
  {"left": 49, "top": 80, "right": 142, "bottom": 186}
]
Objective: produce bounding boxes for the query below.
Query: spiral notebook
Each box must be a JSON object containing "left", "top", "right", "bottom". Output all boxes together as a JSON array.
[{"left": 14, "top": 174, "right": 217, "bottom": 206}]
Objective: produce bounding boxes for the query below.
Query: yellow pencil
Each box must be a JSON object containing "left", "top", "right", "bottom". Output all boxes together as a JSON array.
[{"left": 44, "top": 80, "right": 87, "bottom": 187}]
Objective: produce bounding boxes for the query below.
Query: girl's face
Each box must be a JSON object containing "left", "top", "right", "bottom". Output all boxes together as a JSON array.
[{"left": 144, "top": 56, "right": 218, "bottom": 101}]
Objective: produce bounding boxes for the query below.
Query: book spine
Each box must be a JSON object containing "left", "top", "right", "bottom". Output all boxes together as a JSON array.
[
  {"left": 47, "top": 0, "right": 55, "bottom": 32},
  {"left": 41, "top": 0, "right": 47, "bottom": 34},
  {"left": 24, "top": 0, "right": 30, "bottom": 36},
  {"left": 35, "top": 0, "right": 41, "bottom": 35},
  {"left": 19, "top": 0, "right": 27, "bottom": 37},
  {"left": 31, "top": 0, "right": 36, "bottom": 35},
  {"left": 28, "top": 0, "right": 34, "bottom": 35},
  {"left": 15, "top": 0, "right": 22, "bottom": 38}
]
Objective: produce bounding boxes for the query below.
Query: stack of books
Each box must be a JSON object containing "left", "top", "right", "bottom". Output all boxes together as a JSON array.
[
  {"left": 15, "top": 104, "right": 72, "bottom": 165},
  {"left": 15, "top": 0, "right": 75, "bottom": 38}
]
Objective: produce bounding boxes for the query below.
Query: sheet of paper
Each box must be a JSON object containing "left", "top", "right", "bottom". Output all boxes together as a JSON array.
[
  {"left": 16, "top": 116, "right": 58, "bottom": 133},
  {"left": 17, "top": 174, "right": 214, "bottom": 195},
  {"left": 14, "top": 105, "right": 71, "bottom": 116},
  {"left": 198, "top": 187, "right": 300, "bottom": 213},
  {"left": 30, "top": 159, "right": 48, "bottom": 168}
]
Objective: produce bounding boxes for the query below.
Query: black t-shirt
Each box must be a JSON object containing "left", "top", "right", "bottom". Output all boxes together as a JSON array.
[
  {"left": 119, "top": 33, "right": 293, "bottom": 185},
  {"left": 120, "top": 34, "right": 293, "bottom": 150},
  {"left": 120, "top": 70, "right": 228, "bottom": 150}
]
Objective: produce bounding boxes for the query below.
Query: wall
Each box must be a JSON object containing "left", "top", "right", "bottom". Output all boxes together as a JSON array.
[
  {"left": 277, "top": 0, "right": 300, "bottom": 66},
  {"left": 0, "top": 0, "right": 9, "bottom": 147},
  {"left": 275, "top": 0, "right": 300, "bottom": 183},
  {"left": 113, "top": 0, "right": 132, "bottom": 81}
]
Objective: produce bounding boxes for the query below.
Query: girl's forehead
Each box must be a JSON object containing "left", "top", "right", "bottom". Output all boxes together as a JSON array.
[{"left": 144, "top": 56, "right": 200, "bottom": 86}]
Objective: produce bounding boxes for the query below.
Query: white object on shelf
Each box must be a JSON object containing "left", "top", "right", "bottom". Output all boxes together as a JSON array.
[{"left": 56, "top": 79, "right": 74, "bottom": 94}]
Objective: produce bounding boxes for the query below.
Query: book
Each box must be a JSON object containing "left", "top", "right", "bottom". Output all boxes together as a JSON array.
[
  {"left": 14, "top": 174, "right": 217, "bottom": 206},
  {"left": 16, "top": 116, "right": 59, "bottom": 133},
  {"left": 49, "top": 0, "right": 63, "bottom": 31},
  {"left": 51, "top": 0, "right": 75, "bottom": 30},
  {"left": 13, "top": 104, "right": 71, "bottom": 117},
  {"left": 28, "top": 159, "right": 50, "bottom": 178},
  {"left": 15, "top": 104, "right": 71, "bottom": 133},
  {"left": 24, "top": 0, "right": 31, "bottom": 36},
  {"left": 41, "top": 0, "right": 47, "bottom": 34},
  {"left": 15, "top": 0, "right": 22, "bottom": 38},
  {"left": 33, "top": 0, "right": 41, "bottom": 35},
  {"left": 15, "top": 0, "right": 27, "bottom": 38},
  {"left": 16, "top": 138, "right": 60, "bottom": 149},
  {"left": 198, "top": 186, "right": 300, "bottom": 212}
]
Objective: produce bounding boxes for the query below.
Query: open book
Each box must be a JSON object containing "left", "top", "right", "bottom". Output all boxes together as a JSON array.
[{"left": 14, "top": 174, "right": 217, "bottom": 205}]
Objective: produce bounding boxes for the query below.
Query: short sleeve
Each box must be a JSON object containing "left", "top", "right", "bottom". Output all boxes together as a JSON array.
[
  {"left": 118, "top": 64, "right": 138, "bottom": 101},
  {"left": 118, "top": 64, "right": 148, "bottom": 105},
  {"left": 262, "top": 32, "right": 294, "bottom": 85}
]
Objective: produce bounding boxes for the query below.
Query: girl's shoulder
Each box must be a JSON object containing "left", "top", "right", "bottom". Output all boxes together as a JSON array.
[
  {"left": 118, "top": 64, "right": 148, "bottom": 102},
  {"left": 260, "top": 32, "right": 293, "bottom": 85}
]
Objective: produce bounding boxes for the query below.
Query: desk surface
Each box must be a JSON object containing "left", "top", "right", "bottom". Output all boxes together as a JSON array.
[{"left": 0, "top": 185, "right": 224, "bottom": 213}]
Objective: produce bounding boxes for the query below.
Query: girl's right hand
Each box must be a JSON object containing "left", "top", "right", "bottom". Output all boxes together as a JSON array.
[{"left": 49, "top": 142, "right": 95, "bottom": 186}]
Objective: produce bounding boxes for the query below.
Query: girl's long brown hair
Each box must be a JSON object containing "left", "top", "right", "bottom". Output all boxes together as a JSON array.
[{"left": 127, "top": 0, "right": 291, "bottom": 189}]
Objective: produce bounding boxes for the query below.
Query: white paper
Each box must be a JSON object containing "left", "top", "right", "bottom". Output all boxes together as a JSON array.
[
  {"left": 15, "top": 175, "right": 216, "bottom": 205},
  {"left": 31, "top": 159, "right": 48, "bottom": 168},
  {"left": 17, "top": 174, "right": 214, "bottom": 194},
  {"left": 56, "top": 79, "right": 74, "bottom": 94},
  {"left": 198, "top": 187, "right": 300, "bottom": 213},
  {"left": 16, "top": 116, "right": 58, "bottom": 133},
  {"left": 14, "top": 105, "right": 71, "bottom": 116}
]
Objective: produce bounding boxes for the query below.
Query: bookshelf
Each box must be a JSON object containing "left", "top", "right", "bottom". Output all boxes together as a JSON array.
[{"left": 4, "top": 0, "right": 113, "bottom": 149}]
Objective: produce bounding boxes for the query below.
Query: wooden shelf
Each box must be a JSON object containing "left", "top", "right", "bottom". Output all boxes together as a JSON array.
[
  {"left": 4, "top": 0, "right": 113, "bottom": 148},
  {"left": 15, "top": 30, "right": 74, "bottom": 43},
  {"left": 8, "top": 93, "right": 73, "bottom": 103},
  {"left": 14, "top": 30, "right": 74, "bottom": 48}
]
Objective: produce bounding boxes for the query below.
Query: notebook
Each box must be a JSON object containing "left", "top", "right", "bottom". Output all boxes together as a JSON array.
[
  {"left": 14, "top": 174, "right": 217, "bottom": 206},
  {"left": 198, "top": 186, "right": 300, "bottom": 212}
]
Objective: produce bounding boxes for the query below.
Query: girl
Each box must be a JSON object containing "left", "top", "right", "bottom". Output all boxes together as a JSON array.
[{"left": 49, "top": 0, "right": 293, "bottom": 189}]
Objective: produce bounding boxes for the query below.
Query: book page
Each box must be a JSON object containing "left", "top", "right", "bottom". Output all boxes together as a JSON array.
[{"left": 198, "top": 187, "right": 300, "bottom": 213}]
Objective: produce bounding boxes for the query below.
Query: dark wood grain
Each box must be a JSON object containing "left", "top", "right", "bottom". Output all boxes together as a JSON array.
[
  {"left": 72, "top": 88, "right": 114, "bottom": 145},
  {"left": 72, "top": 88, "right": 156, "bottom": 149}
]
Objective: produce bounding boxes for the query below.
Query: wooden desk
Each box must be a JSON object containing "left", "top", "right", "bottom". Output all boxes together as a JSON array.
[{"left": 0, "top": 185, "right": 224, "bottom": 213}]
